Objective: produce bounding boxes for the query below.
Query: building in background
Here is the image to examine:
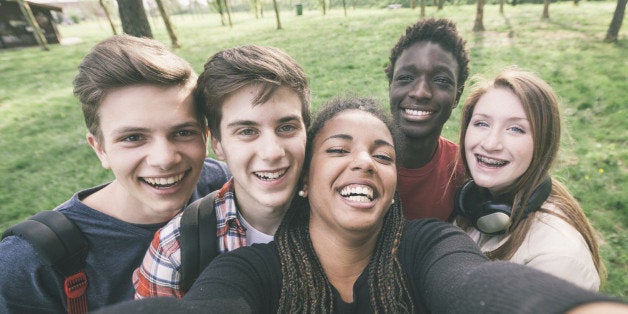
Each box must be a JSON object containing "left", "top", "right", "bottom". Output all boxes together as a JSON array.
[{"left": 0, "top": 0, "right": 63, "bottom": 48}]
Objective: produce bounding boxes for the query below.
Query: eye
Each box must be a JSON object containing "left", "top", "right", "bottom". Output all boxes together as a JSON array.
[
  {"left": 471, "top": 120, "right": 489, "bottom": 128},
  {"left": 237, "top": 128, "right": 258, "bottom": 137},
  {"left": 434, "top": 76, "right": 454, "bottom": 87},
  {"left": 175, "top": 129, "right": 195, "bottom": 137},
  {"left": 508, "top": 126, "right": 526, "bottom": 134},
  {"left": 394, "top": 74, "right": 414, "bottom": 84},
  {"left": 121, "top": 134, "right": 143, "bottom": 142},
  {"left": 373, "top": 153, "right": 394, "bottom": 164},
  {"left": 277, "top": 124, "right": 299, "bottom": 134},
  {"left": 326, "top": 147, "right": 348, "bottom": 155}
]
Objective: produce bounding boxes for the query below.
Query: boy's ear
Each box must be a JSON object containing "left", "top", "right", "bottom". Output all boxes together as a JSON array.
[
  {"left": 86, "top": 133, "right": 111, "bottom": 169},
  {"left": 210, "top": 135, "right": 226, "bottom": 160}
]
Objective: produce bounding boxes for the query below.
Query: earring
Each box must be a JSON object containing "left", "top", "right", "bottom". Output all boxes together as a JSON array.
[
  {"left": 391, "top": 198, "right": 395, "bottom": 205},
  {"left": 298, "top": 190, "right": 306, "bottom": 198}
]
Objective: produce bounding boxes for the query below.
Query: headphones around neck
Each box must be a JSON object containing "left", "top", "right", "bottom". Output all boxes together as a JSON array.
[{"left": 455, "top": 177, "right": 552, "bottom": 235}]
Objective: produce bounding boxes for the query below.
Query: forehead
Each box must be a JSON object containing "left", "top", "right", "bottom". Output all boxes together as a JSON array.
[
  {"left": 316, "top": 110, "right": 393, "bottom": 145},
  {"left": 394, "top": 41, "right": 458, "bottom": 76},
  {"left": 220, "top": 85, "right": 303, "bottom": 126},
  {"left": 474, "top": 87, "right": 526, "bottom": 118},
  {"left": 98, "top": 84, "right": 197, "bottom": 132}
]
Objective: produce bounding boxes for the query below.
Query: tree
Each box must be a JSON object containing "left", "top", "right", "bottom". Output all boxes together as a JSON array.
[
  {"left": 605, "top": 0, "right": 626, "bottom": 42},
  {"left": 499, "top": 0, "right": 504, "bottom": 14},
  {"left": 224, "top": 0, "right": 234, "bottom": 27},
  {"left": 541, "top": 0, "right": 550, "bottom": 20},
  {"left": 208, "top": 0, "right": 226, "bottom": 26},
  {"left": 420, "top": 0, "right": 425, "bottom": 18},
  {"left": 99, "top": 0, "right": 117, "bottom": 35},
  {"left": 437, "top": 0, "right": 444, "bottom": 10},
  {"left": 155, "top": 0, "right": 180, "bottom": 48},
  {"left": 117, "top": 0, "right": 152, "bottom": 37},
  {"left": 16, "top": 0, "right": 48, "bottom": 50},
  {"left": 473, "top": 0, "right": 485, "bottom": 31},
  {"left": 272, "top": 0, "right": 282, "bottom": 29}
]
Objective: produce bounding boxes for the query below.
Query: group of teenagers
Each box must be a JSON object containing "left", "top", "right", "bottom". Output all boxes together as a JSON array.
[{"left": 0, "top": 17, "right": 625, "bottom": 313}]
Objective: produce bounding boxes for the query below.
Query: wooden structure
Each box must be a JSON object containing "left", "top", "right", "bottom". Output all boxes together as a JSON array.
[{"left": 0, "top": 0, "right": 63, "bottom": 48}]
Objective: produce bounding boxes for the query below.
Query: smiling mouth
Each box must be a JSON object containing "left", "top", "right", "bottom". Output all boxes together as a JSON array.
[
  {"left": 339, "top": 185, "right": 375, "bottom": 202},
  {"left": 476, "top": 154, "right": 509, "bottom": 168},
  {"left": 255, "top": 168, "right": 288, "bottom": 181},
  {"left": 142, "top": 171, "right": 187, "bottom": 189},
  {"left": 404, "top": 108, "right": 434, "bottom": 117}
]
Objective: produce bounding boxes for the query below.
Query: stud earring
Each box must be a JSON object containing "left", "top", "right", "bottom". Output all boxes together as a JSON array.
[
  {"left": 391, "top": 198, "right": 395, "bottom": 205},
  {"left": 298, "top": 190, "right": 306, "bottom": 197}
]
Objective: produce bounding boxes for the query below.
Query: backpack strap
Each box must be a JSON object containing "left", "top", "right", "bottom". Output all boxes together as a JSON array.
[
  {"left": 2, "top": 211, "right": 89, "bottom": 314},
  {"left": 179, "top": 191, "right": 219, "bottom": 292}
]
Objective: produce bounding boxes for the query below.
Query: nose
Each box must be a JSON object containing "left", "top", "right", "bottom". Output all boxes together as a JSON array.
[
  {"left": 258, "top": 134, "right": 285, "bottom": 162},
  {"left": 146, "top": 139, "right": 181, "bottom": 170},
  {"left": 351, "top": 151, "right": 376, "bottom": 173},
  {"left": 409, "top": 77, "right": 432, "bottom": 100},
  {"left": 480, "top": 129, "right": 503, "bottom": 152}
]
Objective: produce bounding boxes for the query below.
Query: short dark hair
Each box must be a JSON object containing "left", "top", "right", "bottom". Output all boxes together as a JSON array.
[{"left": 385, "top": 18, "right": 470, "bottom": 103}]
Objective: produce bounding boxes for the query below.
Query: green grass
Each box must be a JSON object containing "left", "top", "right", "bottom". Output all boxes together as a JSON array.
[{"left": 1, "top": 1, "right": 626, "bottom": 297}]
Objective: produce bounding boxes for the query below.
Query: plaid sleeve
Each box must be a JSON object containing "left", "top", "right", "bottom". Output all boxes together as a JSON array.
[{"left": 133, "top": 214, "right": 185, "bottom": 299}]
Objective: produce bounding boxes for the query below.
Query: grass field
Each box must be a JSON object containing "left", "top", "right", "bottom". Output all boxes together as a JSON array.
[{"left": 0, "top": 1, "right": 625, "bottom": 296}]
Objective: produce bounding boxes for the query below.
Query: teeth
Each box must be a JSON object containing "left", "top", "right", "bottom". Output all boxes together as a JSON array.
[
  {"left": 340, "top": 185, "right": 374, "bottom": 202},
  {"left": 255, "top": 169, "right": 287, "bottom": 180},
  {"left": 477, "top": 155, "right": 508, "bottom": 167},
  {"left": 404, "top": 109, "right": 432, "bottom": 116},
  {"left": 144, "top": 173, "right": 185, "bottom": 187}
]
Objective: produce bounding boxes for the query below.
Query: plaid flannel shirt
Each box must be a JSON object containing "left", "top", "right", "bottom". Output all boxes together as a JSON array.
[{"left": 132, "top": 179, "right": 246, "bottom": 299}]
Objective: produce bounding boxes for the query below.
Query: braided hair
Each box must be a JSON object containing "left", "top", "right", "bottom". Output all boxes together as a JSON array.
[{"left": 276, "top": 97, "right": 414, "bottom": 312}]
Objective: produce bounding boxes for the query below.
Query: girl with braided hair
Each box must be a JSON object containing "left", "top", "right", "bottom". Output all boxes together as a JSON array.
[{"left": 96, "top": 96, "right": 623, "bottom": 313}]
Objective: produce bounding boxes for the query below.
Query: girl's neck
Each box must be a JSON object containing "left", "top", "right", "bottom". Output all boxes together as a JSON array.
[{"left": 308, "top": 222, "right": 379, "bottom": 302}]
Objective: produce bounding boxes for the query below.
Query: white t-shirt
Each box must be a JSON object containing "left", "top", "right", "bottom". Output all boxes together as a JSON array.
[
  {"left": 239, "top": 213, "right": 274, "bottom": 245},
  {"left": 458, "top": 202, "right": 600, "bottom": 291}
]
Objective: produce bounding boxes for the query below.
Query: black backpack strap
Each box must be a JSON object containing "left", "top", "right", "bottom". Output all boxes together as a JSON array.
[
  {"left": 179, "top": 191, "right": 218, "bottom": 292},
  {"left": 2, "top": 211, "right": 89, "bottom": 314}
]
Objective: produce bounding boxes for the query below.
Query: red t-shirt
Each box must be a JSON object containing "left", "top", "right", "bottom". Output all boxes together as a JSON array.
[{"left": 397, "top": 137, "right": 466, "bottom": 221}]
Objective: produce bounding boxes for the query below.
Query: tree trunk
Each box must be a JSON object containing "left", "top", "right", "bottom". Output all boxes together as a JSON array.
[
  {"left": 99, "top": 0, "right": 117, "bottom": 35},
  {"left": 272, "top": 0, "right": 282, "bottom": 29},
  {"left": 437, "top": 0, "right": 444, "bottom": 10},
  {"left": 342, "top": 0, "right": 347, "bottom": 16},
  {"left": 117, "top": 0, "right": 152, "bottom": 37},
  {"left": 473, "top": 0, "right": 485, "bottom": 32},
  {"left": 541, "top": 0, "right": 550, "bottom": 20},
  {"left": 224, "top": 0, "right": 234, "bottom": 28},
  {"left": 499, "top": 0, "right": 504, "bottom": 14},
  {"left": 605, "top": 0, "right": 627, "bottom": 42},
  {"left": 155, "top": 0, "right": 180, "bottom": 48},
  {"left": 16, "top": 0, "right": 48, "bottom": 50},
  {"left": 420, "top": 0, "right": 425, "bottom": 17}
]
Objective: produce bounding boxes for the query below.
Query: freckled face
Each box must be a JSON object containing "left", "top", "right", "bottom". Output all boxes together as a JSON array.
[
  {"left": 464, "top": 87, "right": 534, "bottom": 194},
  {"left": 307, "top": 110, "right": 397, "bottom": 237}
]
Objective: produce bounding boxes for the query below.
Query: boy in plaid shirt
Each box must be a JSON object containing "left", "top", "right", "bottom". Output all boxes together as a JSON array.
[{"left": 133, "top": 45, "right": 311, "bottom": 298}]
